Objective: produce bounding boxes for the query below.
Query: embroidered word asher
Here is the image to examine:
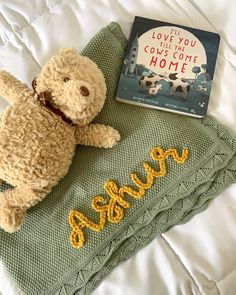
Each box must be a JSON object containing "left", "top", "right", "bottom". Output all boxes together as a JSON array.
[{"left": 69, "top": 146, "right": 189, "bottom": 249}]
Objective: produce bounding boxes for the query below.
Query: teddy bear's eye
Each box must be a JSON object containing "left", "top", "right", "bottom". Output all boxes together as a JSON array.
[{"left": 64, "top": 77, "right": 70, "bottom": 82}]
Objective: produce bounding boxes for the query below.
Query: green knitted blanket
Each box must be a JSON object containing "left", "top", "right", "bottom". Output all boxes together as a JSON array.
[{"left": 0, "top": 22, "right": 236, "bottom": 295}]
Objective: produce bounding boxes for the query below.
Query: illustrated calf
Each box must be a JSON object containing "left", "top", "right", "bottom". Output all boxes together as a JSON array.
[
  {"left": 164, "top": 73, "right": 190, "bottom": 99},
  {"left": 149, "top": 84, "right": 162, "bottom": 96},
  {"left": 139, "top": 73, "right": 164, "bottom": 91}
]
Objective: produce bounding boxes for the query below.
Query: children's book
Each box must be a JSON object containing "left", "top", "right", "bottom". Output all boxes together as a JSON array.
[{"left": 116, "top": 16, "right": 220, "bottom": 118}]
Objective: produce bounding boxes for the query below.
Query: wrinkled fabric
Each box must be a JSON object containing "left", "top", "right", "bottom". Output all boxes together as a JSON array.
[{"left": 0, "top": 1, "right": 236, "bottom": 295}]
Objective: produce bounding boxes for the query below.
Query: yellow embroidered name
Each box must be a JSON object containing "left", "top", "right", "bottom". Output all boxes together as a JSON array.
[{"left": 69, "top": 146, "right": 189, "bottom": 249}]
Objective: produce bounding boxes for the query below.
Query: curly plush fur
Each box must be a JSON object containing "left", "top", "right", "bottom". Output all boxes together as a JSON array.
[{"left": 0, "top": 48, "right": 120, "bottom": 233}]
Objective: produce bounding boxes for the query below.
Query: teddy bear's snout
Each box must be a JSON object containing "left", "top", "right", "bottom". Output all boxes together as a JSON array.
[
  {"left": 64, "top": 80, "right": 94, "bottom": 112},
  {"left": 80, "top": 86, "right": 90, "bottom": 97}
]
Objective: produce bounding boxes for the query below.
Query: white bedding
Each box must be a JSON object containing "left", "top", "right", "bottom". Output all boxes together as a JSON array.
[{"left": 0, "top": 1, "right": 236, "bottom": 294}]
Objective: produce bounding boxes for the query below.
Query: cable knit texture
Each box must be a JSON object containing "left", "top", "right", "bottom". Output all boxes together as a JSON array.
[{"left": 0, "top": 22, "right": 236, "bottom": 295}]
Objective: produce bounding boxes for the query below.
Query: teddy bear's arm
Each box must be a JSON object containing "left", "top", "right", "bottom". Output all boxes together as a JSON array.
[
  {"left": 0, "top": 70, "right": 33, "bottom": 104},
  {"left": 75, "top": 124, "right": 121, "bottom": 148}
]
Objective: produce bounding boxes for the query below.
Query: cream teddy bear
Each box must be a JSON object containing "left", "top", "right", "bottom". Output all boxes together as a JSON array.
[{"left": 0, "top": 48, "right": 120, "bottom": 233}]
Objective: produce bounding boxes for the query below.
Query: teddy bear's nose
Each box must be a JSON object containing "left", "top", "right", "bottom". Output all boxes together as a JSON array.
[{"left": 80, "top": 86, "right": 90, "bottom": 97}]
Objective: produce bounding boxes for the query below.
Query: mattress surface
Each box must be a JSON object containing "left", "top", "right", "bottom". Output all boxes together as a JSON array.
[{"left": 0, "top": 1, "right": 236, "bottom": 294}]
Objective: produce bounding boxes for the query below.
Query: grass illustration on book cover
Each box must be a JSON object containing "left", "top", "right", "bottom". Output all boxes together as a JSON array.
[{"left": 116, "top": 16, "right": 220, "bottom": 117}]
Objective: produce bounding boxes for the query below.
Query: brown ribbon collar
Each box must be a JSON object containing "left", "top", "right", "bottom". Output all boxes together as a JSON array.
[{"left": 32, "top": 78, "right": 74, "bottom": 126}]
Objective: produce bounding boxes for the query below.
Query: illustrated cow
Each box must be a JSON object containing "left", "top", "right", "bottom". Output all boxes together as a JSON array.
[
  {"left": 139, "top": 73, "right": 164, "bottom": 91},
  {"left": 148, "top": 84, "right": 162, "bottom": 96},
  {"left": 163, "top": 72, "right": 190, "bottom": 99}
]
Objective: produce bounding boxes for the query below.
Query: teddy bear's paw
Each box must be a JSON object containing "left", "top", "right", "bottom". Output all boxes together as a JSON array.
[
  {"left": 105, "top": 128, "right": 121, "bottom": 148},
  {"left": 0, "top": 201, "right": 26, "bottom": 233}
]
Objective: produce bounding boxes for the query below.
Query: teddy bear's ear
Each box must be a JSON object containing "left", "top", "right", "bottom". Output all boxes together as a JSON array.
[{"left": 59, "top": 48, "right": 76, "bottom": 54}]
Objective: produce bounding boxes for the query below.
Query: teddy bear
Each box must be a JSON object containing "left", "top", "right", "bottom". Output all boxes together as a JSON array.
[{"left": 0, "top": 48, "right": 120, "bottom": 233}]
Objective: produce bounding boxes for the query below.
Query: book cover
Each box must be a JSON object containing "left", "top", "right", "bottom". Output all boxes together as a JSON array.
[{"left": 116, "top": 16, "right": 220, "bottom": 117}]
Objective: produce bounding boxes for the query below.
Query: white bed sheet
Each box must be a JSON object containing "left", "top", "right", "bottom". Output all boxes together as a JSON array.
[{"left": 0, "top": 1, "right": 235, "bottom": 294}]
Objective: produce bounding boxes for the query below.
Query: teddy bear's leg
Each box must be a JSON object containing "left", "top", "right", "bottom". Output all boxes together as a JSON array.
[
  {"left": 0, "top": 185, "right": 49, "bottom": 233},
  {"left": 0, "top": 189, "right": 27, "bottom": 233}
]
